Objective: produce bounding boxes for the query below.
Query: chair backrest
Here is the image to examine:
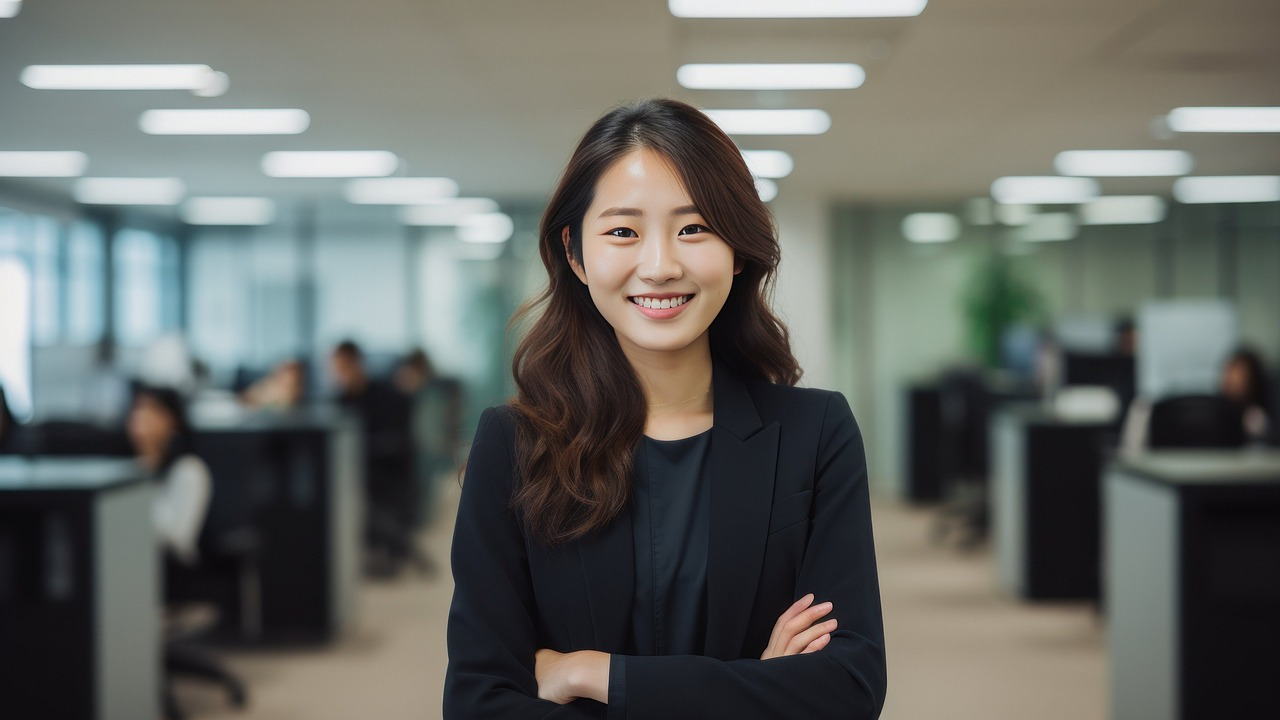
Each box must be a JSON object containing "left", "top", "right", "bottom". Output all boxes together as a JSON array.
[{"left": 1148, "top": 394, "right": 1246, "bottom": 449}]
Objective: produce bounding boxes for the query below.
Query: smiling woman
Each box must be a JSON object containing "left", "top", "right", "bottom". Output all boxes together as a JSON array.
[{"left": 444, "top": 98, "right": 886, "bottom": 720}]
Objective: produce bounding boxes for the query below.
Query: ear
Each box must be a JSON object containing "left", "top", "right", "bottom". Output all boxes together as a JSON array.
[
  {"left": 562, "top": 226, "right": 588, "bottom": 285},
  {"left": 733, "top": 255, "right": 745, "bottom": 276}
]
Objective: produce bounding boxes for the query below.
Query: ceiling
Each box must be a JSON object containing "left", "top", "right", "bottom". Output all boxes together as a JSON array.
[{"left": 1, "top": 0, "right": 1278, "bottom": 217}]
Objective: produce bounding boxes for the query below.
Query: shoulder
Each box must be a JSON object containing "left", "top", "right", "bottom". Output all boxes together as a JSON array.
[
  {"left": 745, "top": 378, "right": 856, "bottom": 429},
  {"left": 162, "top": 455, "right": 212, "bottom": 499}
]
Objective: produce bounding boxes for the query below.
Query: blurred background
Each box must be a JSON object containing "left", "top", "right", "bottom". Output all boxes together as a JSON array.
[{"left": 2, "top": 1, "right": 1278, "bottom": 719}]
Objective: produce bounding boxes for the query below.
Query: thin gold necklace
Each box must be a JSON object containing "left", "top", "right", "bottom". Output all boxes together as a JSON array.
[{"left": 648, "top": 386, "right": 712, "bottom": 408}]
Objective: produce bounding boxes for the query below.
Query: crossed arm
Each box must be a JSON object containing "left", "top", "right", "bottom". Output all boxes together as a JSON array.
[
  {"left": 444, "top": 395, "right": 886, "bottom": 719},
  {"left": 534, "top": 593, "right": 841, "bottom": 704}
]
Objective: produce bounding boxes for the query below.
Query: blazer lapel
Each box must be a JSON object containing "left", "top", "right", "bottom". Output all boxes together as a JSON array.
[
  {"left": 576, "top": 446, "right": 639, "bottom": 653},
  {"left": 704, "top": 359, "right": 780, "bottom": 660}
]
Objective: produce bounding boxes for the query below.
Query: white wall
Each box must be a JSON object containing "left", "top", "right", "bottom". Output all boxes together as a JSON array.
[{"left": 771, "top": 194, "right": 833, "bottom": 390}]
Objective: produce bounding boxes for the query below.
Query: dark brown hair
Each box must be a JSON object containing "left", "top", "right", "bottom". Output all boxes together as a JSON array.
[{"left": 510, "top": 98, "right": 800, "bottom": 545}]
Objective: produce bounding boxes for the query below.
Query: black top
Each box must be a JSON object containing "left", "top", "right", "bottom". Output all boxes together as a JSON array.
[{"left": 629, "top": 429, "right": 713, "bottom": 657}]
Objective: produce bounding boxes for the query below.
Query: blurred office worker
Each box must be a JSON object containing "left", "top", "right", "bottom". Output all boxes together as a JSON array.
[{"left": 330, "top": 340, "right": 418, "bottom": 574}]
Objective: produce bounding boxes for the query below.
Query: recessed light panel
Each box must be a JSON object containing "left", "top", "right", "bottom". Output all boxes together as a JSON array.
[
  {"left": 74, "top": 177, "right": 185, "bottom": 205},
  {"left": 670, "top": 0, "right": 927, "bottom": 18},
  {"left": 678, "top": 64, "right": 865, "bottom": 90},
  {"left": 0, "top": 151, "right": 88, "bottom": 177},
  {"left": 1167, "top": 107, "right": 1280, "bottom": 133},
  {"left": 21, "top": 64, "right": 223, "bottom": 92},
  {"left": 991, "top": 176, "right": 1099, "bottom": 205},
  {"left": 1173, "top": 176, "right": 1280, "bottom": 204},
  {"left": 902, "top": 213, "right": 960, "bottom": 243},
  {"left": 344, "top": 177, "right": 460, "bottom": 204},
  {"left": 261, "top": 151, "right": 399, "bottom": 178},
  {"left": 705, "top": 109, "right": 831, "bottom": 135},
  {"left": 140, "top": 109, "right": 309, "bottom": 135},
  {"left": 741, "top": 150, "right": 794, "bottom": 179},
  {"left": 1079, "top": 196, "right": 1166, "bottom": 225},
  {"left": 182, "top": 197, "right": 276, "bottom": 225},
  {"left": 1055, "top": 150, "right": 1193, "bottom": 177}
]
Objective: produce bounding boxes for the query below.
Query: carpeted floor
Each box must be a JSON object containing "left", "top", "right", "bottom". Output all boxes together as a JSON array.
[{"left": 174, "top": 478, "right": 1106, "bottom": 719}]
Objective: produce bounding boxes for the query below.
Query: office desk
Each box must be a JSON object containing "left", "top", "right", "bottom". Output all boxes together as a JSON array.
[
  {"left": 1105, "top": 451, "right": 1280, "bottom": 720},
  {"left": 192, "top": 406, "right": 362, "bottom": 642},
  {"left": 0, "top": 457, "right": 157, "bottom": 720},
  {"left": 993, "top": 405, "right": 1113, "bottom": 600}
]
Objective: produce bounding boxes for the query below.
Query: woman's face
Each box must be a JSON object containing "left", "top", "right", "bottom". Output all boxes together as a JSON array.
[
  {"left": 566, "top": 148, "right": 741, "bottom": 360},
  {"left": 127, "top": 395, "right": 175, "bottom": 452}
]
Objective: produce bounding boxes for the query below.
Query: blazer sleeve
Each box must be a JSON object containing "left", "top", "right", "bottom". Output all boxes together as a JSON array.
[
  {"left": 444, "top": 406, "right": 607, "bottom": 720},
  {"left": 610, "top": 391, "right": 887, "bottom": 719}
]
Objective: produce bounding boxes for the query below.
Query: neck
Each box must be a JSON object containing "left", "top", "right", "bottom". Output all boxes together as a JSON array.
[
  {"left": 137, "top": 445, "right": 166, "bottom": 472},
  {"left": 618, "top": 332, "right": 714, "bottom": 410}
]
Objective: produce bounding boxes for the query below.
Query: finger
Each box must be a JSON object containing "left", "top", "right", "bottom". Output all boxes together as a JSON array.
[
  {"left": 783, "top": 601, "right": 833, "bottom": 634},
  {"left": 786, "top": 618, "right": 838, "bottom": 655},
  {"left": 801, "top": 633, "right": 831, "bottom": 654},
  {"left": 768, "top": 594, "right": 816, "bottom": 645},
  {"left": 778, "top": 593, "right": 815, "bottom": 624}
]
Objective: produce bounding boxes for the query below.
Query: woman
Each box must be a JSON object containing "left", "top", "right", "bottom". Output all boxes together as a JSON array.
[
  {"left": 444, "top": 99, "right": 886, "bottom": 719},
  {"left": 1220, "top": 347, "right": 1273, "bottom": 441},
  {"left": 127, "top": 384, "right": 211, "bottom": 566}
]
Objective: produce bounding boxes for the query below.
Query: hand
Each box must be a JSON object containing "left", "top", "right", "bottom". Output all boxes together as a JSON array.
[
  {"left": 760, "top": 593, "right": 837, "bottom": 660},
  {"left": 535, "top": 648, "right": 610, "bottom": 705}
]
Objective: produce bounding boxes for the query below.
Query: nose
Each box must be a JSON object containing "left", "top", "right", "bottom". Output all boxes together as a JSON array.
[{"left": 636, "top": 236, "right": 682, "bottom": 284}]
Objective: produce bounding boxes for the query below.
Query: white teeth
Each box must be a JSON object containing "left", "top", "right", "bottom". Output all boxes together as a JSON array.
[{"left": 631, "top": 295, "right": 691, "bottom": 309}]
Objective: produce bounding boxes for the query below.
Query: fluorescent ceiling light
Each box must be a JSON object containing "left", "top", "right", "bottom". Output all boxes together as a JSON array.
[
  {"left": 991, "top": 176, "right": 1099, "bottom": 205},
  {"left": 74, "top": 177, "right": 185, "bottom": 205},
  {"left": 902, "top": 213, "right": 960, "bottom": 243},
  {"left": 261, "top": 151, "right": 399, "bottom": 178},
  {"left": 742, "top": 150, "right": 794, "bottom": 179},
  {"left": 344, "top": 177, "right": 460, "bottom": 204},
  {"left": 0, "top": 1, "right": 22, "bottom": 19},
  {"left": 182, "top": 197, "right": 276, "bottom": 225},
  {"left": 0, "top": 151, "right": 88, "bottom": 177},
  {"left": 705, "top": 109, "right": 831, "bottom": 135},
  {"left": 754, "top": 178, "right": 778, "bottom": 202},
  {"left": 140, "top": 109, "right": 309, "bottom": 135},
  {"left": 20, "top": 64, "right": 224, "bottom": 93},
  {"left": 1173, "top": 176, "right": 1280, "bottom": 204},
  {"left": 1079, "top": 196, "right": 1166, "bottom": 225},
  {"left": 399, "top": 198, "right": 501, "bottom": 226},
  {"left": 1167, "top": 107, "right": 1280, "bottom": 133},
  {"left": 994, "top": 203, "right": 1035, "bottom": 226},
  {"left": 459, "top": 213, "right": 514, "bottom": 244},
  {"left": 1055, "top": 150, "right": 1193, "bottom": 177},
  {"left": 670, "top": 0, "right": 927, "bottom": 18},
  {"left": 1015, "top": 213, "right": 1077, "bottom": 242},
  {"left": 678, "top": 63, "right": 865, "bottom": 90}
]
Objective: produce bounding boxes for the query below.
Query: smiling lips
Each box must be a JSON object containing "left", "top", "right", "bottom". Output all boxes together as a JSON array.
[{"left": 629, "top": 293, "right": 695, "bottom": 318}]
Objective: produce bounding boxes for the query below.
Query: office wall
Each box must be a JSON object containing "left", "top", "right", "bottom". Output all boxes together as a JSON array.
[{"left": 830, "top": 202, "right": 1280, "bottom": 496}]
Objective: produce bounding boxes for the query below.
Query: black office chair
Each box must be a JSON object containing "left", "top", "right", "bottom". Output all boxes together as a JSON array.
[
  {"left": 1148, "top": 395, "right": 1247, "bottom": 449},
  {"left": 163, "top": 490, "right": 261, "bottom": 719},
  {"left": 930, "top": 370, "right": 994, "bottom": 550}
]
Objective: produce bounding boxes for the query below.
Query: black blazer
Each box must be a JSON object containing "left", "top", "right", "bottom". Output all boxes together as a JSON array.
[{"left": 444, "top": 360, "right": 887, "bottom": 719}]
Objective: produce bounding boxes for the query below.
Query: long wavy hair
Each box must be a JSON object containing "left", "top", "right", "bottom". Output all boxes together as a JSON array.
[{"left": 510, "top": 98, "right": 801, "bottom": 545}]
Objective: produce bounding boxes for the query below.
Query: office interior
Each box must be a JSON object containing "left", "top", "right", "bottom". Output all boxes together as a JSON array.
[{"left": 2, "top": 1, "right": 1279, "bottom": 719}]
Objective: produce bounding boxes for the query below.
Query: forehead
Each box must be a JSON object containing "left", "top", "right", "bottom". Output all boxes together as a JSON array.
[{"left": 588, "top": 148, "right": 694, "bottom": 213}]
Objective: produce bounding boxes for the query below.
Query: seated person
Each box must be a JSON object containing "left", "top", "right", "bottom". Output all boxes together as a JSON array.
[
  {"left": 330, "top": 340, "right": 415, "bottom": 572},
  {"left": 127, "top": 384, "right": 211, "bottom": 566},
  {"left": 240, "top": 359, "right": 307, "bottom": 411},
  {"left": 1220, "top": 347, "right": 1272, "bottom": 441}
]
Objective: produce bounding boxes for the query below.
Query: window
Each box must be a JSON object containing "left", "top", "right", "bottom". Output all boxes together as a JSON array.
[
  {"left": 65, "top": 221, "right": 105, "bottom": 344},
  {"left": 113, "top": 228, "right": 164, "bottom": 347}
]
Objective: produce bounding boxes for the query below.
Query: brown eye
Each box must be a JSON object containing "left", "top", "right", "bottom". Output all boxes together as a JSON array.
[
  {"left": 607, "top": 227, "right": 638, "bottom": 238},
  {"left": 679, "top": 224, "right": 710, "bottom": 236}
]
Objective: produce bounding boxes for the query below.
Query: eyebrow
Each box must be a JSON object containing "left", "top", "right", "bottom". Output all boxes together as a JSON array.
[{"left": 597, "top": 204, "right": 701, "bottom": 219}]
